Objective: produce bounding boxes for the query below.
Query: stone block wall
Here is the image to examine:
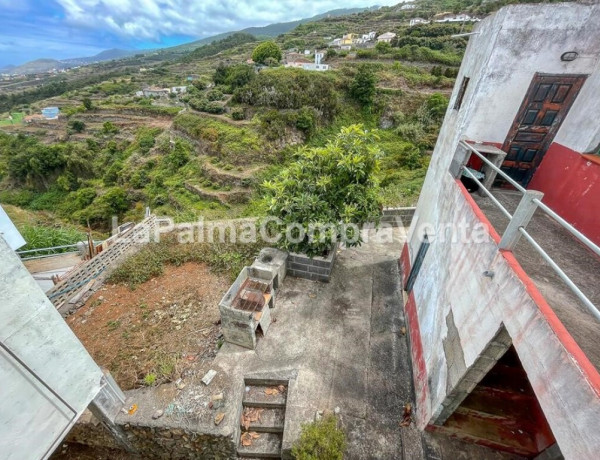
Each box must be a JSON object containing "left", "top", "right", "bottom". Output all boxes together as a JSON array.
[
  {"left": 381, "top": 207, "right": 416, "bottom": 228},
  {"left": 287, "top": 246, "right": 337, "bottom": 283},
  {"left": 65, "top": 412, "right": 237, "bottom": 459}
]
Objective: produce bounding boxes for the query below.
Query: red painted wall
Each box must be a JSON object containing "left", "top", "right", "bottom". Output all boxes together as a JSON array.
[{"left": 529, "top": 143, "right": 600, "bottom": 246}]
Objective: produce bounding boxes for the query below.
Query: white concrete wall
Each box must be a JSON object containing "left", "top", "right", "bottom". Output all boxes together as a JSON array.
[
  {"left": 460, "top": 3, "right": 600, "bottom": 153},
  {"left": 0, "top": 236, "right": 103, "bottom": 459},
  {"left": 407, "top": 3, "right": 600, "bottom": 458},
  {"left": 410, "top": 175, "right": 600, "bottom": 458}
]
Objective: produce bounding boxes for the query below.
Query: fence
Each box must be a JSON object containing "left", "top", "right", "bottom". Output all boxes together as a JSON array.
[
  {"left": 46, "top": 216, "right": 157, "bottom": 313},
  {"left": 456, "top": 140, "right": 600, "bottom": 321}
]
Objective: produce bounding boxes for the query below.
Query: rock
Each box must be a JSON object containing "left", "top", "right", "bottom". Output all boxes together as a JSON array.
[
  {"left": 98, "top": 296, "right": 104, "bottom": 301},
  {"left": 176, "top": 381, "right": 186, "bottom": 390},
  {"left": 211, "top": 393, "right": 223, "bottom": 401},
  {"left": 315, "top": 410, "right": 323, "bottom": 421},
  {"left": 201, "top": 369, "right": 217, "bottom": 385},
  {"left": 214, "top": 412, "right": 225, "bottom": 425},
  {"left": 334, "top": 406, "right": 341, "bottom": 415},
  {"left": 152, "top": 409, "right": 164, "bottom": 420}
]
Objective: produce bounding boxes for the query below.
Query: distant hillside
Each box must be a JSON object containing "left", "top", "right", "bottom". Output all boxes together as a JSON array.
[
  {"left": 167, "top": 6, "right": 378, "bottom": 53},
  {"left": 7, "top": 59, "right": 66, "bottom": 75},
  {"left": 65, "top": 48, "right": 138, "bottom": 65},
  {"left": 4, "top": 49, "right": 137, "bottom": 75}
]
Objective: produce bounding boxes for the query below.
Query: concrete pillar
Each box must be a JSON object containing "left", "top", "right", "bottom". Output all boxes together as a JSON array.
[
  {"left": 499, "top": 190, "right": 544, "bottom": 251},
  {"left": 88, "top": 370, "right": 134, "bottom": 452}
]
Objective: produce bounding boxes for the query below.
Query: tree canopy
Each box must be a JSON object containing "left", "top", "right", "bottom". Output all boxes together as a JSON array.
[
  {"left": 262, "top": 125, "right": 382, "bottom": 257},
  {"left": 251, "top": 41, "right": 282, "bottom": 65}
]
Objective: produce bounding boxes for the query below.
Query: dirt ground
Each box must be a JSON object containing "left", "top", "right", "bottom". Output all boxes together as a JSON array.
[{"left": 67, "top": 262, "right": 230, "bottom": 390}]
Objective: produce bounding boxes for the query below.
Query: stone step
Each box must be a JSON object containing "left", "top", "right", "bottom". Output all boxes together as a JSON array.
[
  {"left": 240, "top": 407, "right": 286, "bottom": 433},
  {"left": 243, "top": 384, "right": 287, "bottom": 409},
  {"left": 237, "top": 432, "right": 282, "bottom": 458}
]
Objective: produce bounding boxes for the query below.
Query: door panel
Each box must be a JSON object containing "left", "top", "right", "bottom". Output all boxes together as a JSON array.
[{"left": 500, "top": 73, "right": 587, "bottom": 186}]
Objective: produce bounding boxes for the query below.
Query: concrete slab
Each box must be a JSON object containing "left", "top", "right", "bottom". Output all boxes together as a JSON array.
[
  {"left": 211, "top": 228, "right": 520, "bottom": 459},
  {"left": 473, "top": 190, "right": 600, "bottom": 371}
]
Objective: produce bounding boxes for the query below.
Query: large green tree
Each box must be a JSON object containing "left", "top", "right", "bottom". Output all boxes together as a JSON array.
[
  {"left": 262, "top": 125, "right": 382, "bottom": 257},
  {"left": 251, "top": 41, "right": 282, "bottom": 65}
]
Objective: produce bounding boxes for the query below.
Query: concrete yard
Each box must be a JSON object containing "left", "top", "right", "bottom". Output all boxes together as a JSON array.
[
  {"left": 473, "top": 189, "right": 600, "bottom": 372},
  {"left": 210, "top": 228, "right": 522, "bottom": 459}
]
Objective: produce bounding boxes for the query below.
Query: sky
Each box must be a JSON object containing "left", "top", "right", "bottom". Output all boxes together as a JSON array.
[{"left": 0, "top": 0, "right": 402, "bottom": 68}]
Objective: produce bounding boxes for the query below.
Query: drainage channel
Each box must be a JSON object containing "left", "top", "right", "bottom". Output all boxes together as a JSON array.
[{"left": 238, "top": 378, "right": 289, "bottom": 459}]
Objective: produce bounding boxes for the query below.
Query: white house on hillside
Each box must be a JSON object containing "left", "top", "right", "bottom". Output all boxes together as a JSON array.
[
  {"left": 410, "top": 18, "right": 430, "bottom": 27},
  {"left": 377, "top": 32, "right": 397, "bottom": 43}
]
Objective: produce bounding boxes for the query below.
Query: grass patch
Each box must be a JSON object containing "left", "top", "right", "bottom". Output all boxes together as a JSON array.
[
  {"left": 0, "top": 112, "right": 24, "bottom": 126},
  {"left": 108, "top": 231, "right": 262, "bottom": 288},
  {"left": 292, "top": 414, "right": 346, "bottom": 460}
]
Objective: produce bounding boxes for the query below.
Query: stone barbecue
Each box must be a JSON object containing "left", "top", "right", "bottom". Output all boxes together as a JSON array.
[{"left": 219, "top": 248, "right": 287, "bottom": 349}]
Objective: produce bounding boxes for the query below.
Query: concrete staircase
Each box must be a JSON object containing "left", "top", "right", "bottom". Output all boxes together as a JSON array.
[{"left": 237, "top": 379, "right": 288, "bottom": 459}]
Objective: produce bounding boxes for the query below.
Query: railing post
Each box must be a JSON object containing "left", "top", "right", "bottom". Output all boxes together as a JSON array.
[
  {"left": 499, "top": 190, "right": 544, "bottom": 251},
  {"left": 449, "top": 140, "right": 471, "bottom": 178}
]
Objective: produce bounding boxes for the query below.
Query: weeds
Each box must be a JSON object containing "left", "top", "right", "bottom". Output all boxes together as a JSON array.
[
  {"left": 108, "top": 232, "right": 262, "bottom": 288},
  {"left": 292, "top": 414, "right": 346, "bottom": 460}
]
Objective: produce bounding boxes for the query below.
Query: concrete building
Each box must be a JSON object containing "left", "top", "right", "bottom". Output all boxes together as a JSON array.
[
  {"left": 402, "top": 3, "right": 600, "bottom": 458},
  {"left": 377, "top": 32, "right": 397, "bottom": 43},
  {"left": 434, "top": 12, "right": 479, "bottom": 23},
  {"left": 410, "top": 17, "right": 430, "bottom": 27},
  {"left": 142, "top": 86, "right": 170, "bottom": 97},
  {"left": 170, "top": 86, "right": 187, "bottom": 94},
  {"left": 285, "top": 51, "right": 329, "bottom": 71},
  {"left": 400, "top": 3, "right": 416, "bottom": 10}
]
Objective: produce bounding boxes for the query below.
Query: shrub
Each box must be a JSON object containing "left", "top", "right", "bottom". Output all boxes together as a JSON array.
[
  {"left": 69, "top": 120, "right": 85, "bottom": 133},
  {"left": 231, "top": 107, "right": 245, "bottom": 120},
  {"left": 349, "top": 64, "right": 377, "bottom": 108},
  {"left": 262, "top": 125, "right": 381, "bottom": 257},
  {"left": 233, "top": 68, "right": 338, "bottom": 121},
  {"left": 102, "top": 121, "right": 119, "bottom": 134},
  {"left": 291, "top": 415, "right": 346, "bottom": 460},
  {"left": 82, "top": 97, "right": 93, "bottom": 110},
  {"left": 252, "top": 41, "right": 282, "bottom": 64},
  {"left": 207, "top": 89, "right": 224, "bottom": 101}
]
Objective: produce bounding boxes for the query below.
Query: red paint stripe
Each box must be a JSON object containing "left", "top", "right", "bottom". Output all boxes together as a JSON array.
[
  {"left": 403, "top": 283, "right": 429, "bottom": 426},
  {"left": 400, "top": 243, "right": 411, "bottom": 287},
  {"left": 455, "top": 179, "right": 600, "bottom": 398}
]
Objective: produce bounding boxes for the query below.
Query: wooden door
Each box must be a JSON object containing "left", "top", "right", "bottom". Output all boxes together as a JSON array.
[{"left": 500, "top": 73, "right": 587, "bottom": 186}]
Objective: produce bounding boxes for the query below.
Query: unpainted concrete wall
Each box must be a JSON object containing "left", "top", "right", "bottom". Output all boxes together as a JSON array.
[
  {"left": 405, "top": 176, "right": 600, "bottom": 458},
  {"left": 406, "top": 4, "right": 600, "bottom": 458}
]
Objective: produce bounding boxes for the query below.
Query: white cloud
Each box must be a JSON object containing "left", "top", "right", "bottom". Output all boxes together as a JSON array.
[{"left": 54, "top": 0, "right": 399, "bottom": 42}]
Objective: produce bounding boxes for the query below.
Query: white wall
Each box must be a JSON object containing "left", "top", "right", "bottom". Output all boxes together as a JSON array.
[
  {"left": 406, "top": 3, "right": 600, "bottom": 457},
  {"left": 0, "top": 236, "right": 103, "bottom": 459},
  {"left": 461, "top": 4, "right": 600, "bottom": 153}
]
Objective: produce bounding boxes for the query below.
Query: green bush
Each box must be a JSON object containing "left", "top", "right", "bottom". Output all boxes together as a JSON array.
[
  {"left": 233, "top": 68, "right": 338, "bottom": 121},
  {"left": 262, "top": 125, "right": 381, "bottom": 257},
  {"left": 231, "top": 107, "right": 245, "bottom": 120},
  {"left": 349, "top": 64, "right": 377, "bottom": 108},
  {"left": 207, "top": 89, "right": 224, "bottom": 101},
  {"left": 252, "top": 41, "right": 282, "bottom": 64},
  {"left": 291, "top": 415, "right": 346, "bottom": 460}
]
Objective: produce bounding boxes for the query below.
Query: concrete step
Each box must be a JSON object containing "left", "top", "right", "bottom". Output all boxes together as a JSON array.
[
  {"left": 243, "top": 384, "right": 287, "bottom": 408},
  {"left": 237, "top": 431, "right": 282, "bottom": 458},
  {"left": 240, "top": 407, "right": 285, "bottom": 433}
]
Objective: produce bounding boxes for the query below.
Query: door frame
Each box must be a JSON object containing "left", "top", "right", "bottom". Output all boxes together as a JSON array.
[{"left": 501, "top": 72, "right": 587, "bottom": 186}]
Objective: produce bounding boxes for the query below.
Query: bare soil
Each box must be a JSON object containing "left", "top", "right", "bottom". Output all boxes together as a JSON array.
[{"left": 67, "top": 262, "right": 230, "bottom": 390}]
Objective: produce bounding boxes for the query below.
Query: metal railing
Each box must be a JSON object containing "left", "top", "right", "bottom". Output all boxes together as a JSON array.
[
  {"left": 458, "top": 140, "right": 600, "bottom": 322},
  {"left": 16, "top": 241, "right": 103, "bottom": 261}
]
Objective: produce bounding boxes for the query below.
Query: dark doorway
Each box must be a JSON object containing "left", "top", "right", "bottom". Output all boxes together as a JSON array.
[
  {"left": 500, "top": 73, "right": 587, "bottom": 186},
  {"left": 435, "top": 346, "right": 557, "bottom": 458}
]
